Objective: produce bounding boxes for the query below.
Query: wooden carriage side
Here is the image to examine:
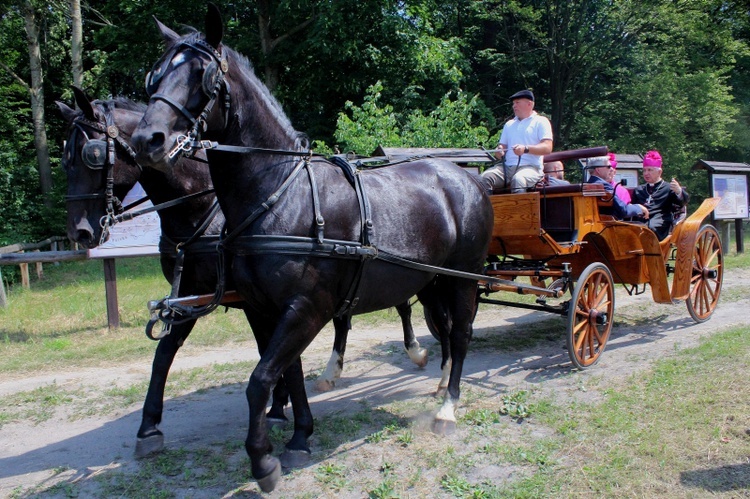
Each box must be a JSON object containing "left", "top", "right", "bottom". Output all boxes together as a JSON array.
[{"left": 488, "top": 184, "right": 722, "bottom": 305}]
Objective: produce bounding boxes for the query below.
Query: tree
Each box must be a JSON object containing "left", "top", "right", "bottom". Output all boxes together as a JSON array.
[
  {"left": 20, "top": 0, "right": 54, "bottom": 208},
  {"left": 69, "top": 0, "right": 83, "bottom": 88}
]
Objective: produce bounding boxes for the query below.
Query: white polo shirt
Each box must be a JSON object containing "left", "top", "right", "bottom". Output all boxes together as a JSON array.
[{"left": 499, "top": 111, "right": 553, "bottom": 168}]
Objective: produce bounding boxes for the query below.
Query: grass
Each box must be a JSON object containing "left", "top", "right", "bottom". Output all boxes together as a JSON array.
[
  {"left": 1, "top": 246, "right": 749, "bottom": 497},
  {"left": 0, "top": 257, "right": 411, "bottom": 376}
]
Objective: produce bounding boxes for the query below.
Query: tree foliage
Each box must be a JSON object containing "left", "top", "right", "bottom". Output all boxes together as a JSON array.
[{"left": 335, "top": 82, "right": 491, "bottom": 154}]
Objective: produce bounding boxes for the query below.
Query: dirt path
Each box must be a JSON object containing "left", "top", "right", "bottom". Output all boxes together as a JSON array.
[{"left": 0, "top": 269, "right": 747, "bottom": 497}]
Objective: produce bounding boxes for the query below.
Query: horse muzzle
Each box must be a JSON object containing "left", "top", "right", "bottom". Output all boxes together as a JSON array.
[{"left": 67, "top": 217, "right": 99, "bottom": 249}]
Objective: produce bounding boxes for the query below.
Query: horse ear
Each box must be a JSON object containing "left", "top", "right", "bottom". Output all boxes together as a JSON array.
[
  {"left": 154, "top": 16, "right": 180, "bottom": 45},
  {"left": 72, "top": 86, "right": 96, "bottom": 120},
  {"left": 56, "top": 100, "right": 77, "bottom": 123},
  {"left": 205, "top": 3, "right": 224, "bottom": 49}
]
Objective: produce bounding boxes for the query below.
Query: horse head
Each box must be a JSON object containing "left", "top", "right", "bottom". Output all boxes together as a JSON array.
[
  {"left": 57, "top": 87, "right": 144, "bottom": 248},
  {"left": 132, "top": 4, "right": 230, "bottom": 172},
  {"left": 132, "top": 4, "right": 304, "bottom": 174}
]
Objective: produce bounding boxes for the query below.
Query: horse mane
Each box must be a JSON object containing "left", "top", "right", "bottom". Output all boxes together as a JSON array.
[
  {"left": 107, "top": 97, "right": 147, "bottom": 113},
  {"left": 221, "top": 43, "right": 310, "bottom": 150}
]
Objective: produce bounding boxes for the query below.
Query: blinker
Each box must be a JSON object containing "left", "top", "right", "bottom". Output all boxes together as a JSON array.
[{"left": 81, "top": 139, "right": 108, "bottom": 169}]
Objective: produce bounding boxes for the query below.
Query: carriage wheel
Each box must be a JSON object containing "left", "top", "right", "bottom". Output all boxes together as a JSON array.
[
  {"left": 566, "top": 262, "right": 615, "bottom": 369},
  {"left": 686, "top": 225, "right": 723, "bottom": 323}
]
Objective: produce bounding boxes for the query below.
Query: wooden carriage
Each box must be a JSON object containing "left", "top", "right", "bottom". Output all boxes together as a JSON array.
[
  {"left": 480, "top": 168, "right": 723, "bottom": 369},
  {"left": 376, "top": 146, "right": 723, "bottom": 369}
]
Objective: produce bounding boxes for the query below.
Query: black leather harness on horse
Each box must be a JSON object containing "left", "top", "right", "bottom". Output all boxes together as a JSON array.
[{"left": 145, "top": 35, "right": 517, "bottom": 329}]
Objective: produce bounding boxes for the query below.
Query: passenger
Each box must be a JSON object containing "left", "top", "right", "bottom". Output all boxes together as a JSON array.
[
  {"left": 482, "top": 89, "right": 553, "bottom": 193},
  {"left": 543, "top": 160, "right": 568, "bottom": 185},
  {"left": 607, "top": 153, "right": 631, "bottom": 203},
  {"left": 586, "top": 156, "right": 648, "bottom": 220},
  {"left": 631, "top": 150, "right": 690, "bottom": 241}
]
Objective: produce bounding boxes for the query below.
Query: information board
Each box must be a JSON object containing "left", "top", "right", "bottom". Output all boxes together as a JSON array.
[
  {"left": 87, "top": 183, "right": 161, "bottom": 259},
  {"left": 712, "top": 174, "right": 749, "bottom": 220}
]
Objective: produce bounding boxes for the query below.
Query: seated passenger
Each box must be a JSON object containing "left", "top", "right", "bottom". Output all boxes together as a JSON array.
[
  {"left": 585, "top": 156, "right": 648, "bottom": 220},
  {"left": 607, "top": 153, "right": 631, "bottom": 203},
  {"left": 543, "top": 160, "right": 569, "bottom": 185},
  {"left": 631, "top": 150, "right": 690, "bottom": 241}
]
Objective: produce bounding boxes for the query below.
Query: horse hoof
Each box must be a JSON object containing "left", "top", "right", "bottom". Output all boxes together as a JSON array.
[
  {"left": 413, "top": 348, "right": 428, "bottom": 368},
  {"left": 431, "top": 418, "right": 456, "bottom": 436},
  {"left": 314, "top": 378, "right": 335, "bottom": 392},
  {"left": 280, "top": 448, "right": 312, "bottom": 469},
  {"left": 135, "top": 433, "right": 164, "bottom": 458},
  {"left": 256, "top": 459, "right": 282, "bottom": 493},
  {"left": 267, "top": 416, "right": 288, "bottom": 429}
]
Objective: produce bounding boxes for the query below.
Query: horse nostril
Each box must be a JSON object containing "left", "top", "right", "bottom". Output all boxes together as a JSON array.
[{"left": 149, "top": 132, "right": 166, "bottom": 150}]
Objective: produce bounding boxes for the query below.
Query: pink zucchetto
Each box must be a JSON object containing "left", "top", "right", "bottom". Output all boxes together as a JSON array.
[
  {"left": 642, "top": 150, "right": 662, "bottom": 169},
  {"left": 608, "top": 153, "right": 617, "bottom": 170}
]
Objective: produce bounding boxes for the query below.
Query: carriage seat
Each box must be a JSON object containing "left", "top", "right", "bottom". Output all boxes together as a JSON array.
[{"left": 536, "top": 183, "right": 607, "bottom": 243}]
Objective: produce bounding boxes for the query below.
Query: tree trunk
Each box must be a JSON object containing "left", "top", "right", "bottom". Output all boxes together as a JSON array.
[
  {"left": 256, "top": 0, "right": 279, "bottom": 91},
  {"left": 70, "top": 0, "right": 83, "bottom": 89},
  {"left": 22, "top": 0, "right": 54, "bottom": 208},
  {"left": 256, "top": 0, "right": 316, "bottom": 93}
]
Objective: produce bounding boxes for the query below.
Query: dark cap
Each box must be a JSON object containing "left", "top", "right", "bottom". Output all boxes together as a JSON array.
[{"left": 509, "top": 89, "right": 534, "bottom": 101}]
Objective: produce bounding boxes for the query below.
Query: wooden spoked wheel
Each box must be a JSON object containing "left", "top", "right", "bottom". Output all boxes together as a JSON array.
[
  {"left": 567, "top": 262, "right": 615, "bottom": 369},
  {"left": 686, "top": 224, "right": 723, "bottom": 323}
]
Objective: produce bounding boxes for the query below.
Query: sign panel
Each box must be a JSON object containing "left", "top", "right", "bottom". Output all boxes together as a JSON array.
[
  {"left": 712, "top": 174, "right": 749, "bottom": 220},
  {"left": 87, "top": 183, "right": 161, "bottom": 259},
  {"left": 614, "top": 169, "right": 639, "bottom": 189}
]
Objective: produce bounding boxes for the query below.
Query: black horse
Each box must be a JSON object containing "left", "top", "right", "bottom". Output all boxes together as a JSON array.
[
  {"left": 58, "top": 88, "right": 428, "bottom": 458},
  {"left": 131, "top": 5, "right": 493, "bottom": 492}
]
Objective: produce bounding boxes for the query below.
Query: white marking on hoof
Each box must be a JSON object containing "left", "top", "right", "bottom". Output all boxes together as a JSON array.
[
  {"left": 436, "top": 398, "right": 457, "bottom": 422},
  {"left": 432, "top": 398, "right": 458, "bottom": 435},
  {"left": 406, "top": 344, "right": 428, "bottom": 368},
  {"left": 315, "top": 352, "right": 342, "bottom": 392},
  {"left": 435, "top": 358, "right": 451, "bottom": 396},
  {"left": 314, "top": 378, "right": 335, "bottom": 392}
]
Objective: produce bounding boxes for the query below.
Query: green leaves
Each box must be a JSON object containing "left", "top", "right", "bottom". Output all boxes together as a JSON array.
[{"left": 334, "top": 82, "right": 491, "bottom": 155}]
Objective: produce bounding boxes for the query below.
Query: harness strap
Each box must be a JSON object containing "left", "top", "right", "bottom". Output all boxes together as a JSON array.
[
  {"left": 335, "top": 170, "right": 374, "bottom": 317},
  {"left": 198, "top": 140, "right": 327, "bottom": 158},
  {"left": 305, "top": 162, "right": 325, "bottom": 244},
  {"left": 221, "top": 159, "right": 308, "bottom": 247},
  {"left": 221, "top": 234, "right": 504, "bottom": 285},
  {"left": 115, "top": 188, "right": 215, "bottom": 223},
  {"left": 151, "top": 93, "right": 199, "bottom": 126}
]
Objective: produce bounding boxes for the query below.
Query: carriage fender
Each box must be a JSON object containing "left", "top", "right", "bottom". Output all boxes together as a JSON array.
[{"left": 670, "top": 197, "right": 721, "bottom": 301}]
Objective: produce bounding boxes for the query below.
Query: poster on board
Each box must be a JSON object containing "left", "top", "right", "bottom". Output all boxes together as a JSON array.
[
  {"left": 614, "top": 170, "right": 639, "bottom": 189},
  {"left": 712, "top": 174, "right": 749, "bottom": 220},
  {"left": 87, "top": 183, "right": 161, "bottom": 259}
]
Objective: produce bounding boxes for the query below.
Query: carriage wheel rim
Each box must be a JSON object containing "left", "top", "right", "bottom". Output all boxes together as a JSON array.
[
  {"left": 568, "top": 264, "right": 614, "bottom": 368},
  {"left": 687, "top": 226, "right": 723, "bottom": 322}
]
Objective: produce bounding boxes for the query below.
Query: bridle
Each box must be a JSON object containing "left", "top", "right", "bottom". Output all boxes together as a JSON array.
[
  {"left": 64, "top": 102, "right": 142, "bottom": 245},
  {"left": 144, "top": 35, "right": 231, "bottom": 162}
]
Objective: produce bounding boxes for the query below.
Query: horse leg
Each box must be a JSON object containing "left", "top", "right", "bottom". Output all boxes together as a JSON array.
[
  {"left": 432, "top": 279, "right": 477, "bottom": 436},
  {"left": 418, "top": 287, "right": 452, "bottom": 397},
  {"left": 396, "top": 301, "right": 428, "bottom": 368},
  {"left": 277, "top": 356, "right": 314, "bottom": 469},
  {"left": 135, "top": 319, "right": 196, "bottom": 458},
  {"left": 244, "top": 300, "right": 326, "bottom": 493},
  {"left": 267, "top": 378, "right": 290, "bottom": 426},
  {"left": 315, "top": 315, "right": 350, "bottom": 392}
]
